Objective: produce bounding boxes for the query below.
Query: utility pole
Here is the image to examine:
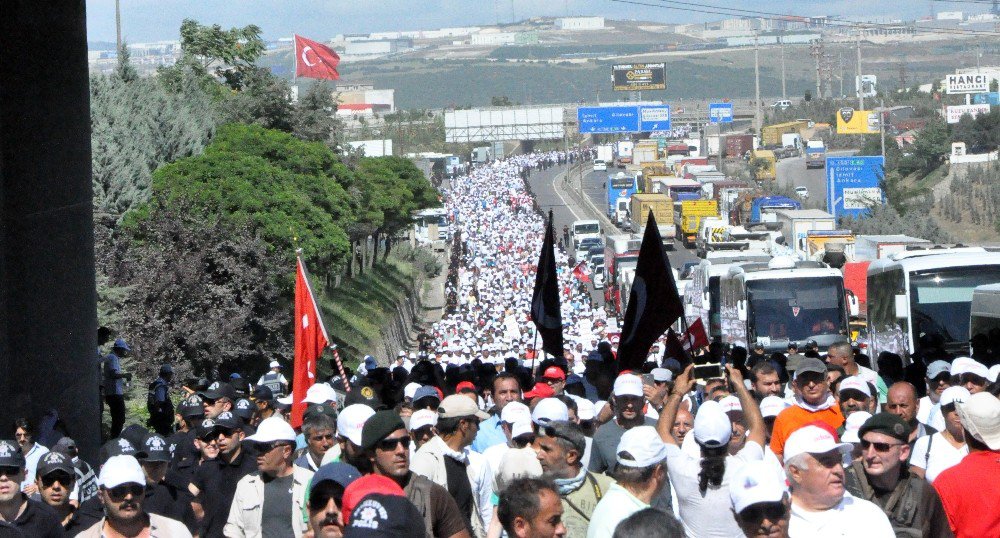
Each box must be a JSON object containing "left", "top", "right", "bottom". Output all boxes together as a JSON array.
[
  {"left": 856, "top": 30, "right": 864, "bottom": 110},
  {"left": 839, "top": 52, "right": 845, "bottom": 98},
  {"left": 811, "top": 40, "right": 823, "bottom": 100},
  {"left": 780, "top": 34, "right": 787, "bottom": 99},
  {"left": 115, "top": 0, "right": 122, "bottom": 51},
  {"left": 879, "top": 98, "right": 886, "bottom": 160},
  {"left": 754, "top": 32, "right": 762, "bottom": 135}
]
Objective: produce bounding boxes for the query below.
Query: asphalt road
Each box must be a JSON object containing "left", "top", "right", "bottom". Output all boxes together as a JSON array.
[{"left": 776, "top": 150, "right": 856, "bottom": 208}]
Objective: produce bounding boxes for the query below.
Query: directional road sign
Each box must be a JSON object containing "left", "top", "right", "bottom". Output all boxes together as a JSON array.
[
  {"left": 708, "top": 103, "right": 734, "bottom": 124},
  {"left": 638, "top": 105, "right": 671, "bottom": 132},
  {"left": 577, "top": 106, "right": 639, "bottom": 134},
  {"left": 826, "top": 156, "right": 885, "bottom": 219}
]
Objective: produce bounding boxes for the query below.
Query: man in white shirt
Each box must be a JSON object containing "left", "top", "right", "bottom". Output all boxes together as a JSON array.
[{"left": 783, "top": 425, "right": 894, "bottom": 537}]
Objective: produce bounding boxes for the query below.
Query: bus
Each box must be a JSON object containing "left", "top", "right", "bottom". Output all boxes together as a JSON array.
[
  {"left": 867, "top": 248, "right": 1000, "bottom": 358},
  {"left": 685, "top": 254, "right": 772, "bottom": 342},
  {"left": 719, "top": 257, "right": 856, "bottom": 352}
]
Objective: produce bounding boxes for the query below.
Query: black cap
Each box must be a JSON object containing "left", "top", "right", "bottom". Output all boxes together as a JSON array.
[
  {"left": 795, "top": 358, "right": 827, "bottom": 377},
  {"left": 233, "top": 398, "right": 255, "bottom": 421},
  {"left": 344, "top": 385, "right": 384, "bottom": 410},
  {"left": 211, "top": 411, "right": 243, "bottom": 430},
  {"left": 858, "top": 413, "right": 911, "bottom": 444},
  {"left": 0, "top": 441, "right": 24, "bottom": 468},
  {"left": 120, "top": 425, "right": 149, "bottom": 451},
  {"left": 37, "top": 452, "right": 74, "bottom": 477},
  {"left": 52, "top": 437, "right": 77, "bottom": 456},
  {"left": 179, "top": 395, "right": 205, "bottom": 419},
  {"left": 199, "top": 381, "right": 237, "bottom": 401},
  {"left": 360, "top": 411, "right": 405, "bottom": 450},
  {"left": 141, "top": 434, "right": 172, "bottom": 463},
  {"left": 252, "top": 385, "right": 274, "bottom": 402},
  {"left": 304, "top": 404, "right": 338, "bottom": 422},
  {"left": 99, "top": 438, "right": 146, "bottom": 466},
  {"left": 344, "top": 494, "right": 426, "bottom": 538}
]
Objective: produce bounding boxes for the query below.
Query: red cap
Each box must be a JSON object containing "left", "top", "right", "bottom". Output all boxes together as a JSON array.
[
  {"left": 456, "top": 381, "right": 476, "bottom": 393},
  {"left": 541, "top": 366, "right": 566, "bottom": 381},
  {"left": 523, "top": 382, "right": 555, "bottom": 400},
  {"left": 341, "top": 474, "right": 404, "bottom": 524}
]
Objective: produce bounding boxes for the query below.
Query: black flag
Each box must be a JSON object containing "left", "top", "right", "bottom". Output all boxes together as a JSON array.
[
  {"left": 531, "top": 211, "right": 564, "bottom": 359},
  {"left": 617, "top": 210, "right": 683, "bottom": 372}
]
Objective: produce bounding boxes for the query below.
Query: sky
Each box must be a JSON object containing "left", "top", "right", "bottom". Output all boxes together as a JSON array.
[{"left": 85, "top": 1, "right": 954, "bottom": 43}]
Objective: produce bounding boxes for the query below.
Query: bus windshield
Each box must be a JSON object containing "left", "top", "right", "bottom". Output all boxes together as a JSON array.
[
  {"left": 909, "top": 266, "right": 1000, "bottom": 349},
  {"left": 747, "top": 276, "right": 845, "bottom": 342},
  {"left": 708, "top": 276, "right": 722, "bottom": 337},
  {"left": 574, "top": 223, "right": 600, "bottom": 234}
]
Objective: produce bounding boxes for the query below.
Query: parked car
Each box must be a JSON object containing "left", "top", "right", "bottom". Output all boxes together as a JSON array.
[{"left": 795, "top": 186, "right": 809, "bottom": 199}]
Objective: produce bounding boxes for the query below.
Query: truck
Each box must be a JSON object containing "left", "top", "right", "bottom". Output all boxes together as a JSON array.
[
  {"left": 629, "top": 193, "right": 676, "bottom": 246},
  {"left": 854, "top": 235, "right": 930, "bottom": 261},
  {"left": 806, "top": 231, "right": 856, "bottom": 266},
  {"left": 571, "top": 220, "right": 602, "bottom": 250},
  {"left": 656, "top": 177, "right": 702, "bottom": 200},
  {"left": 596, "top": 144, "right": 614, "bottom": 164},
  {"left": 750, "top": 196, "right": 801, "bottom": 224},
  {"left": 781, "top": 133, "right": 802, "bottom": 152},
  {"left": 606, "top": 173, "right": 638, "bottom": 227},
  {"left": 615, "top": 141, "right": 634, "bottom": 167},
  {"left": 632, "top": 141, "right": 659, "bottom": 167},
  {"left": 805, "top": 140, "right": 826, "bottom": 169},
  {"left": 676, "top": 199, "right": 718, "bottom": 247},
  {"left": 761, "top": 121, "right": 810, "bottom": 147},
  {"left": 604, "top": 235, "right": 642, "bottom": 316},
  {"left": 696, "top": 218, "right": 779, "bottom": 259},
  {"left": 772, "top": 209, "right": 835, "bottom": 255},
  {"left": 724, "top": 134, "right": 754, "bottom": 159},
  {"left": 749, "top": 150, "right": 777, "bottom": 181},
  {"left": 444, "top": 155, "right": 463, "bottom": 177},
  {"left": 472, "top": 146, "right": 492, "bottom": 163}
]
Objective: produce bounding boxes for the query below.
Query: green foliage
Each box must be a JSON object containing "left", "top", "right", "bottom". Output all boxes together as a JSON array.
[
  {"left": 178, "top": 19, "right": 265, "bottom": 90},
  {"left": 951, "top": 108, "right": 1000, "bottom": 153},
  {"left": 116, "top": 42, "right": 138, "bottom": 83},
  {"left": 840, "top": 198, "right": 949, "bottom": 243},
  {"left": 292, "top": 81, "right": 344, "bottom": 146},
  {"left": 909, "top": 118, "right": 951, "bottom": 173},
  {"left": 217, "top": 67, "right": 294, "bottom": 131}
]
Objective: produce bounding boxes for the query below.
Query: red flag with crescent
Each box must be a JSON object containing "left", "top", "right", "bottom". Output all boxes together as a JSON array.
[
  {"left": 293, "top": 255, "right": 330, "bottom": 428},
  {"left": 295, "top": 34, "right": 341, "bottom": 80}
]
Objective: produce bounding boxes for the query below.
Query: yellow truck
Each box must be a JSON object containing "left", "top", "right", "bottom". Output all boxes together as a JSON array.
[
  {"left": 749, "top": 150, "right": 777, "bottom": 181},
  {"left": 677, "top": 200, "right": 719, "bottom": 247},
  {"left": 629, "top": 193, "right": 676, "bottom": 249},
  {"left": 761, "top": 120, "right": 810, "bottom": 147}
]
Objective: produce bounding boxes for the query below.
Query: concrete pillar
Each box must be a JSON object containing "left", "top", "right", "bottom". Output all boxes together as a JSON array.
[{"left": 0, "top": 2, "right": 100, "bottom": 460}]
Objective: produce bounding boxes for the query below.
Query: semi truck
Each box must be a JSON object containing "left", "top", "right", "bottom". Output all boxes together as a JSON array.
[
  {"left": 604, "top": 235, "right": 642, "bottom": 316},
  {"left": 749, "top": 150, "right": 777, "bottom": 181},
  {"left": 805, "top": 140, "right": 826, "bottom": 169},
  {"left": 632, "top": 141, "right": 659, "bottom": 167},
  {"left": 761, "top": 121, "right": 810, "bottom": 147},
  {"left": 773, "top": 209, "right": 836, "bottom": 255},
  {"left": 676, "top": 200, "right": 718, "bottom": 247},
  {"left": 606, "top": 173, "right": 638, "bottom": 227},
  {"left": 750, "top": 196, "right": 801, "bottom": 224},
  {"left": 629, "top": 193, "right": 675, "bottom": 246},
  {"left": 615, "top": 141, "right": 634, "bottom": 167}
]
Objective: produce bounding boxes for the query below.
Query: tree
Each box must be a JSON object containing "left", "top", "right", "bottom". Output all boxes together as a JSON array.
[
  {"left": 291, "top": 81, "right": 343, "bottom": 145},
  {"left": 116, "top": 42, "right": 138, "bottom": 83},
  {"left": 840, "top": 200, "right": 949, "bottom": 243},
  {"left": 176, "top": 19, "right": 265, "bottom": 90},
  {"left": 218, "top": 67, "right": 295, "bottom": 132},
  {"left": 909, "top": 118, "right": 950, "bottom": 173},
  {"left": 804, "top": 90, "right": 812, "bottom": 102}
]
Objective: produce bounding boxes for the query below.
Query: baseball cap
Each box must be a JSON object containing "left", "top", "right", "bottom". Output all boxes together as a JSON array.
[
  {"left": 957, "top": 392, "right": 1000, "bottom": 450},
  {"left": 338, "top": 404, "right": 377, "bottom": 446},
  {"left": 783, "top": 425, "right": 852, "bottom": 462},
  {"left": 36, "top": 451, "right": 74, "bottom": 477},
  {"left": 112, "top": 338, "right": 131, "bottom": 351},
  {"left": 344, "top": 385, "right": 384, "bottom": 410},
  {"left": 616, "top": 426, "right": 668, "bottom": 467},
  {"left": 651, "top": 368, "right": 673, "bottom": 383},
  {"left": 269, "top": 360, "right": 282, "bottom": 369},
  {"left": 531, "top": 398, "right": 569, "bottom": 426},
  {"left": 252, "top": 385, "right": 274, "bottom": 402},
  {"left": 99, "top": 438, "right": 146, "bottom": 465},
  {"left": 794, "top": 358, "right": 827, "bottom": 378},
  {"left": 412, "top": 386, "right": 441, "bottom": 404},
  {"left": 408, "top": 409, "right": 438, "bottom": 431},
  {"left": 857, "top": 412, "right": 909, "bottom": 444},
  {"left": 455, "top": 381, "right": 477, "bottom": 393},
  {"left": 199, "top": 381, "right": 237, "bottom": 401},
  {"left": 613, "top": 373, "right": 644, "bottom": 398},
  {"left": 500, "top": 402, "right": 531, "bottom": 425},
  {"left": 141, "top": 434, "right": 172, "bottom": 463},
  {"left": 693, "top": 400, "right": 732, "bottom": 448},
  {"left": 926, "top": 360, "right": 951, "bottom": 380},
  {"left": 523, "top": 382, "right": 555, "bottom": 400},
  {"left": 311, "top": 462, "right": 362, "bottom": 494},
  {"left": 951, "top": 357, "right": 989, "bottom": 379},
  {"left": 341, "top": 475, "right": 405, "bottom": 524},
  {"left": 718, "top": 395, "right": 743, "bottom": 415},
  {"left": 304, "top": 383, "right": 338, "bottom": 405},
  {"left": 99, "top": 455, "right": 145, "bottom": 489},
  {"left": 511, "top": 418, "right": 533, "bottom": 439},
  {"left": 344, "top": 493, "right": 426, "bottom": 537},
  {"left": 233, "top": 398, "right": 255, "bottom": 421},
  {"left": 759, "top": 396, "right": 789, "bottom": 418},
  {"left": 838, "top": 376, "right": 872, "bottom": 398},
  {"left": 212, "top": 411, "right": 243, "bottom": 430},
  {"left": 361, "top": 411, "right": 406, "bottom": 450},
  {"left": 989, "top": 365, "right": 1000, "bottom": 383},
  {"left": 0, "top": 440, "right": 24, "bottom": 468},
  {"left": 179, "top": 395, "right": 206, "bottom": 418},
  {"left": 840, "top": 411, "right": 872, "bottom": 443},
  {"left": 404, "top": 383, "right": 422, "bottom": 400},
  {"left": 940, "top": 386, "right": 971, "bottom": 407},
  {"left": 575, "top": 398, "right": 596, "bottom": 421},
  {"left": 52, "top": 437, "right": 78, "bottom": 456},
  {"left": 304, "top": 404, "right": 339, "bottom": 422},
  {"left": 246, "top": 416, "right": 297, "bottom": 443},
  {"left": 438, "top": 395, "right": 489, "bottom": 421},
  {"left": 730, "top": 460, "right": 789, "bottom": 514},
  {"left": 541, "top": 366, "right": 566, "bottom": 381}
]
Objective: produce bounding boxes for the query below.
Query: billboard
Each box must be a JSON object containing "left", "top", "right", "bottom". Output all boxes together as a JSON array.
[
  {"left": 946, "top": 73, "right": 990, "bottom": 95},
  {"left": 612, "top": 63, "right": 666, "bottom": 92},
  {"left": 946, "top": 104, "right": 992, "bottom": 124},
  {"left": 826, "top": 156, "right": 885, "bottom": 219},
  {"left": 855, "top": 75, "right": 877, "bottom": 98},
  {"left": 708, "top": 103, "right": 734, "bottom": 123},
  {"left": 836, "top": 107, "right": 879, "bottom": 135},
  {"left": 578, "top": 106, "right": 639, "bottom": 133},
  {"left": 445, "top": 107, "right": 565, "bottom": 142}
]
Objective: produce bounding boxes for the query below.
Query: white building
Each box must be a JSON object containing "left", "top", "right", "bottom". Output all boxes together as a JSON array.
[
  {"left": 936, "top": 11, "right": 964, "bottom": 21},
  {"left": 470, "top": 32, "right": 517, "bottom": 46},
  {"left": 344, "top": 39, "right": 412, "bottom": 56},
  {"left": 555, "top": 17, "right": 605, "bottom": 30}
]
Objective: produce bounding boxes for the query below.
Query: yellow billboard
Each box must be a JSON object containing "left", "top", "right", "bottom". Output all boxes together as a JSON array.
[{"left": 836, "top": 108, "right": 879, "bottom": 135}]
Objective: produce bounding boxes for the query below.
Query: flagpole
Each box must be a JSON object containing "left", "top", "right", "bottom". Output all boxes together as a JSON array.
[
  {"left": 292, "top": 34, "right": 297, "bottom": 99},
  {"left": 295, "top": 249, "right": 350, "bottom": 392}
]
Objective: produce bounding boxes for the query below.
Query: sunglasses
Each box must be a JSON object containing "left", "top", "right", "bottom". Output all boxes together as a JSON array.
[
  {"left": 860, "top": 439, "right": 903, "bottom": 452},
  {"left": 106, "top": 484, "right": 144, "bottom": 502},
  {"left": 254, "top": 441, "right": 288, "bottom": 453},
  {"left": 953, "top": 373, "right": 987, "bottom": 386},
  {"left": 41, "top": 473, "right": 75, "bottom": 488},
  {"left": 376, "top": 436, "right": 411, "bottom": 451},
  {"left": 0, "top": 466, "right": 20, "bottom": 478},
  {"left": 739, "top": 501, "right": 786, "bottom": 522}
]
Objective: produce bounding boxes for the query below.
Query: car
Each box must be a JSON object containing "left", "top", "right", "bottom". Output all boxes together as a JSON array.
[
  {"left": 772, "top": 100, "right": 792, "bottom": 110},
  {"left": 593, "top": 159, "right": 607, "bottom": 171},
  {"left": 586, "top": 246, "right": 603, "bottom": 263},
  {"left": 795, "top": 186, "right": 809, "bottom": 199},
  {"left": 575, "top": 237, "right": 602, "bottom": 260}
]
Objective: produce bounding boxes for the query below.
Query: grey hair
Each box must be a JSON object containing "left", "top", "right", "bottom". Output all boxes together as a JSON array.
[
  {"left": 542, "top": 420, "right": 586, "bottom": 456},
  {"left": 828, "top": 340, "right": 853, "bottom": 357},
  {"left": 783, "top": 453, "right": 810, "bottom": 487}
]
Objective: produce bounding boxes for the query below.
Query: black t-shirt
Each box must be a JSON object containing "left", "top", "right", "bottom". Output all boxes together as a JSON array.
[
  {"left": 63, "top": 506, "right": 100, "bottom": 537},
  {"left": 261, "top": 474, "right": 294, "bottom": 538},
  {"left": 192, "top": 449, "right": 258, "bottom": 538},
  {"left": 144, "top": 481, "right": 195, "bottom": 532},
  {"left": 443, "top": 456, "right": 473, "bottom": 532},
  {"left": 7, "top": 497, "right": 64, "bottom": 538}
]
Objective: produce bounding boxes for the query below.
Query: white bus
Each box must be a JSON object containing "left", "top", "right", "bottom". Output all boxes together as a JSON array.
[
  {"left": 685, "top": 254, "right": 771, "bottom": 342},
  {"left": 867, "top": 248, "right": 1000, "bottom": 358},
  {"left": 719, "top": 257, "right": 856, "bottom": 353}
]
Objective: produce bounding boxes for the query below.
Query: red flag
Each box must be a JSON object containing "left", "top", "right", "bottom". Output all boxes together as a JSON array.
[
  {"left": 292, "top": 255, "right": 330, "bottom": 428},
  {"left": 295, "top": 35, "right": 341, "bottom": 80},
  {"left": 572, "top": 261, "right": 591, "bottom": 283},
  {"left": 682, "top": 318, "right": 710, "bottom": 351}
]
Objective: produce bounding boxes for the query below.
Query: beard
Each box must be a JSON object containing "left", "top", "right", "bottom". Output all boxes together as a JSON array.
[{"left": 618, "top": 411, "right": 646, "bottom": 430}]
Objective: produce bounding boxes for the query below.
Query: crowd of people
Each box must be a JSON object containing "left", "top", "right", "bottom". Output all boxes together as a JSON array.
[{"left": 3, "top": 151, "right": 1000, "bottom": 538}]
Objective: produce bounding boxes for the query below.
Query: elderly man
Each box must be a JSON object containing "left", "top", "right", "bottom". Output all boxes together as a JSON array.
[
  {"left": 497, "top": 477, "right": 566, "bottom": 538},
  {"left": 844, "top": 413, "right": 952, "bottom": 537},
  {"left": 885, "top": 382, "right": 934, "bottom": 446},
  {"left": 80, "top": 455, "right": 191, "bottom": 537},
  {"left": 782, "top": 425, "right": 893, "bottom": 536},
  {"left": 770, "top": 358, "right": 845, "bottom": 460},
  {"left": 729, "top": 460, "right": 791, "bottom": 538},
  {"left": 472, "top": 372, "right": 522, "bottom": 453},
  {"left": 534, "top": 420, "right": 611, "bottom": 537}
]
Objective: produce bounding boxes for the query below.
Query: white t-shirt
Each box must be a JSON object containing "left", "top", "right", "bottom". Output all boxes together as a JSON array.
[
  {"left": 909, "top": 432, "right": 968, "bottom": 483},
  {"left": 917, "top": 396, "right": 945, "bottom": 432},
  {"left": 666, "top": 441, "right": 765, "bottom": 538},
  {"left": 586, "top": 483, "right": 649, "bottom": 538},
  {"left": 789, "top": 493, "right": 894, "bottom": 537}
]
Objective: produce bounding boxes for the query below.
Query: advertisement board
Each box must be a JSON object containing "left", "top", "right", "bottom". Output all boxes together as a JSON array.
[
  {"left": 708, "top": 103, "right": 734, "bottom": 124},
  {"left": 946, "top": 104, "right": 992, "bottom": 124},
  {"left": 946, "top": 73, "right": 990, "bottom": 95},
  {"left": 577, "top": 106, "right": 639, "bottom": 133},
  {"left": 826, "top": 156, "right": 885, "bottom": 219},
  {"left": 835, "top": 107, "right": 879, "bottom": 135},
  {"left": 612, "top": 63, "right": 666, "bottom": 91}
]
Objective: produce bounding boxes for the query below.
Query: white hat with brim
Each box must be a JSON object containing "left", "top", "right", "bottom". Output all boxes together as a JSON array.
[
  {"left": 957, "top": 392, "right": 1000, "bottom": 450},
  {"left": 613, "top": 374, "right": 644, "bottom": 398},
  {"left": 939, "top": 386, "right": 971, "bottom": 407},
  {"left": 337, "top": 404, "right": 376, "bottom": 446},
  {"left": 951, "top": 357, "right": 989, "bottom": 379},
  {"left": 783, "top": 425, "right": 852, "bottom": 463},
  {"left": 531, "top": 398, "right": 569, "bottom": 426},
  {"left": 408, "top": 409, "right": 438, "bottom": 431},
  {"left": 759, "top": 396, "right": 789, "bottom": 418},
  {"left": 500, "top": 402, "right": 531, "bottom": 425},
  {"left": 303, "top": 383, "right": 337, "bottom": 405},
  {"left": 438, "top": 394, "right": 490, "bottom": 421},
  {"left": 694, "top": 400, "right": 732, "bottom": 448},
  {"left": 841, "top": 411, "right": 872, "bottom": 443},
  {"left": 730, "top": 460, "right": 789, "bottom": 514},
  {"left": 99, "top": 455, "right": 145, "bottom": 489},
  {"left": 245, "top": 416, "right": 296, "bottom": 443},
  {"left": 616, "top": 426, "right": 668, "bottom": 467}
]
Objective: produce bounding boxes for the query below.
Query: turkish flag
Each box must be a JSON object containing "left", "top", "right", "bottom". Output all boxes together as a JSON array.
[
  {"left": 682, "top": 318, "right": 710, "bottom": 351},
  {"left": 292, "top": 256, "right": 329, "bottom": 428},
  {"left": 572, "top": 261, "right": 591, "bottom": 283},
  {"left": 295, "top": 35, "right": 341, "bottom": 80}
]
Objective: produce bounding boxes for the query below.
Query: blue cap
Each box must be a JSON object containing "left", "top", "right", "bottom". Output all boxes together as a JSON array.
[
  {"left": 364, "top": 355, "right": 378, "bottom": 370},
  {"left": 230, "top": 373, "right": 243, "bottom": 380},
  {"left": 662, "top": 358, "right": 682, "bottom": 372},
  {"left": 586, "top": 350, "right": 603, "bottom": 363},
  {"left": 413, "top": 386, "right": 440, "bottom": 403},
  {"left": 113, "top": 338, "right": 131, "bottom": 352},
  {"left": 159, "top": 364, "right": 173, "bottom": 374},
  {"left": 927, "top": 360, "right": 951, "bottom": 380},
  {"left": 566, "top": 374, "right": 583, "bottom": 386},
  {"left": 311, "top": 462, "right": 361, "bottom": 493}
]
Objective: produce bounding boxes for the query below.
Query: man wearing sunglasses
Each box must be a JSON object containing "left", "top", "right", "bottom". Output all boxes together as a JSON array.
[
  {"left": 0, "top": 439, "right": 62, "bottom": 536},
  {"left": 198, "top": 381, "right": 238, "bottom": 420},
  {"left": 79, "top": 455, "right": 191, "bottom": 537},
  {"left": 35, "top": 451, "right": 100, "bottom": 534},
  {"left": 226, "top": 416, "right": 305, "bottom": 537},
  {"left": 188, "top": 411, "right": 255, "bottom": 538},
  {"left": 843, "top": 413, "right": 952, "bottom": 537},
  {"left": 361, "top": 410, "right": 469, "bottom": 538}
]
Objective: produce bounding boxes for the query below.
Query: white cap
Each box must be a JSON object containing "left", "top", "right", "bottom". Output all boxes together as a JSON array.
[
  {"left": 694, "top": 400, "right": 732, "bottom": 448},
  {"left": 500, "top": 401, "right": 531, "bottom": 425},
  {"left": 276, "top": 395, "right": 293, "bottom": 406},
  {"left": 269, "top": 360, "right": 281, "bottom": 369},
  {"left": 303, "top": 383, "right": 337, "bottom": 404},
  {"left": 337, "top": 404, "right": 376, "bottom": 446},
  {"left": 651, "top": 368, "right": 673, "bottom": 383},
  {"left": 957, "top": 392, "right": 1000, "bottom": 450},
  {"left": 759, "top": 396, "right": 789, "bottom": 418},
  {"left": 404, "top": 383, "right": 422, "bottom": 400},
  {"left": 511, "top": 418, "right": 533, "bottom": 438},
  {"left": 719, "top": 395, "right": 743, "bottom": 414},
  {"left": 408, "top": 409, "right": 438, "bottom": 431},
  {"left": 989, "top": 365, "right": 1000, "bottom": 383},
  {"left": 99, "top": 455, "right": 145, "bottom": 489},
  {"left": 940, "top": 386, "right": 971, "bottom": 407},
  {"left": 594, "top": 400, "right": 608, "bottom": 418},
  {"left": 575, "top": 398, "right": 596, "bottom": 421},
  {"left": 616, "top": 426, "right": 668, "bottom": 467},
  {"left": 531, "top": 398, "right": 569, "bottom": 425},
  {"left": 840, "top": 411, "right": 872, "bottom": 443},
  {"left": 838, "top": 376, "right": 872, "bottom": 398},
  {"left": 783, "top": 425, "right": 852, "bottom": 462},
  {"left": 398, "top": 350, "right": 406, "bottom": 357},
  {"left": 246, "top": 416, "right": 296, "bottom": 443},
  {"left": 951, "top": 357, "right": 989, "bottom": 379},
  {"left": 730, "top": 460, "right": 789, "bottom": 514},
  {"left": 613, "top": 374, "right": 644, "bottom": 397}
]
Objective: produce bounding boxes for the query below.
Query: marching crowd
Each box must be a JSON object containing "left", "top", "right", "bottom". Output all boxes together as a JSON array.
[{"left": 2, "top": 151, "right": 999, "bottom": 538}]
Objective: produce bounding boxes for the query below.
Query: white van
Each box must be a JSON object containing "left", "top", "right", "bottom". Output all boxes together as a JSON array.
[{"left": 772, "top": 100, "right": 792, "bottom": 110}]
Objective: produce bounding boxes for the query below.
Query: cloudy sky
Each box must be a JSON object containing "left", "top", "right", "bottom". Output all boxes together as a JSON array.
[{"left": 85, "top": 0, "right": 954, "bottom": 43}]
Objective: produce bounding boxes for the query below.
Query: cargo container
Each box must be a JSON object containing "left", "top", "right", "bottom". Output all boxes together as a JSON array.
[
  {"left": 761, "top": 121, "right": 810, "bottom": 147},
  {"left": 724, "top": 134, "right": 754, "bottom": 158}
]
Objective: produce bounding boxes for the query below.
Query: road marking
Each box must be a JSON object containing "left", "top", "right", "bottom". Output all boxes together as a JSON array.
[{"left": 551, "top": 169, "right": 583, "bottom": 221}]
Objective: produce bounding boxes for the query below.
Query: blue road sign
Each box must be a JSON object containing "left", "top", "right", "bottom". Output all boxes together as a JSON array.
[
  {"left": 708, "top": 103, "right": 734, "bottom": 124},
  {"left": 638, "top": 105, "right": 671, "bottom": 132},
  {"left": 577, "top": 106, "right": 639, "bottom": 133},
  {"left": 826, "top": 156, "right": 885, "bottom": 219}
]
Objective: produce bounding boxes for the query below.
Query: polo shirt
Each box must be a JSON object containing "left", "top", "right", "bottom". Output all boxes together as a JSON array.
[
  {"left": 789, "top": 493, "right": 894, "bottom": 537},
  {"left": 470, "top": 414, "right": 506, "bottom": 453},
  {"left": 770, "top": 404, "right": 844, "bottom": 458},
  {"left": 191, "top": 448, "right": 257, "bottom": 538},
  {"left": 4, "top": 496, "right": 64, "bottom": 538},
  {"left": 585, "top": 483, "right": 649, "bottom": 538},
  {"left": 933, "top": 450, "right": 1000, "bottom": 538}
]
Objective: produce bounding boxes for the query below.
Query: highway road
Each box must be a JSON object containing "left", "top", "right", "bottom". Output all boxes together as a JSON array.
[{"left": 776, "top": 150, "right": 856, "bottom": 209}]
